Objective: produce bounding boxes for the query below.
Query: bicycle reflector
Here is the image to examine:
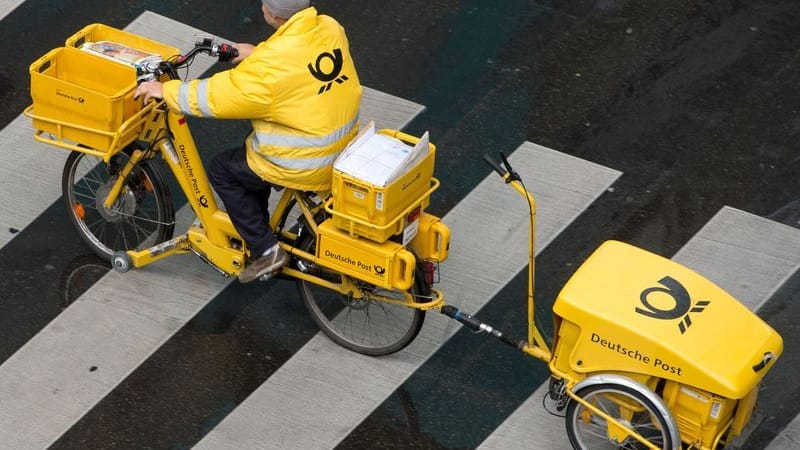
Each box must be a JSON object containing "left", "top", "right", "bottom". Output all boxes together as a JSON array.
[
  {"left": 407, "top": 206, "right": 421, "bottom": 224},
  {"left": 73, "top": 202, "right": 86, "bottom": 221},
  {"left": 423, "top": 259, "right": 438, "bottom": 286}
]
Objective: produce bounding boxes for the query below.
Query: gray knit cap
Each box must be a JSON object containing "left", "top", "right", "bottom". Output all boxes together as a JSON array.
[{"left": 262, "top": 0, "right": 310, "bottom": 18}]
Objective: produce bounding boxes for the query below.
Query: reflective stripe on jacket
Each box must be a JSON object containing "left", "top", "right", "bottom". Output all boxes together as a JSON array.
[{"left": 162, "top": 7, "right": 362, "bottom": 191}]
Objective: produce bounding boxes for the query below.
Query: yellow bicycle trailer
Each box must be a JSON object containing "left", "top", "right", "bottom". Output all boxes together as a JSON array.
[{"left": 441, "top": 153, "right": 781, "bottom": 450}]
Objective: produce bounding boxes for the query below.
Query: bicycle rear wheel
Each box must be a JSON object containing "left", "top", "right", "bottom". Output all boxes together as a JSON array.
[
  {"left": 62, "top": 147, "right": 175, "bottom": 260},
  {"left": 296, "top": 232, "right": 428, "bottom": 356}
]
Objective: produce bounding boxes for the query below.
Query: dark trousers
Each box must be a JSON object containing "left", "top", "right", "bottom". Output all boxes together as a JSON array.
[{"left": 209, "top": 145, "right": 277, "bottom": 258}]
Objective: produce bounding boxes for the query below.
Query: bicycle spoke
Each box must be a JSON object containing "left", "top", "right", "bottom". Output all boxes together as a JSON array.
[
  {"left": 95, "top": 221, "right": 108, "bottom": 244},
  {"left": 82, "top": 169, "right": 105, "bottom": 186},
  {"left": 582, "top": 426, "right": 608, "bottom": 441},
  {"left": 120, "top": 222, "right": 131, "bottom": 250},
  {"left": 136, "top": 206, "right": 157, "bottom": 222},
  {"left": 126, "top": 217, "right": 147, "bottom": 244},
  {"left": 86, "top": 215, "right": 106, "bottom": 230},
  {"left": 128, "top": 216, "right": 157, "bottom": 247},
  {"left": 597, "top": 396, "right": 613, "bottom": 416},
  {"left": 74, "top": 190, "right": 99, "bottom": 204},
  {"left": 78, "top": 164, "right": 105, "bottom": 193},
  {"left": 78, "top": 175, "right": 101, "bottom": 193},
  {"left": 361, "top": 306, "right": 375, "bottom": 346}
]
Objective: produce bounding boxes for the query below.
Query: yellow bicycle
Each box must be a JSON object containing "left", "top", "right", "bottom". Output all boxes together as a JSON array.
[
  {"left": 25, "top": 24, "right": 449, "bottom": 357},
  {"left": 25, "top": 24, "right": 783, "bottom": 449}
]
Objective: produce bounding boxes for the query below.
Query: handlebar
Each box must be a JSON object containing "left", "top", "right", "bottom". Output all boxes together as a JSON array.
[
  {"left": 483, "top": 152, "right": 520, "bottom": 182},
  {"left": 135, "top": 38, "right": 239, "bottom": 84},
  {"left": 483, "top": 154, "right": 507, "bottom": 178},
  {"left": 184, "top": 36, "right": 239, "bottom": 63}
]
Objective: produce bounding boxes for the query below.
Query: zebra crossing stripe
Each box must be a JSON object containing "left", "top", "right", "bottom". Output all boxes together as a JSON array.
[
  {"left": 767, "top": 415, "right": 800, "bottom": 450},
  {"left": 193, "top": 143, "right": 621, "bottom": 449},
  {"left": 0, "top": 0, "right": 23, "bottom": 22},
  {"left": 0, "top": 11, "right": 424, "bottom": 448},
  {"left": 478, "top": 206, "right": 800, "bottom": 449},
  {"left": 0, "top": 115, "right": 68, "bottom": 248}
]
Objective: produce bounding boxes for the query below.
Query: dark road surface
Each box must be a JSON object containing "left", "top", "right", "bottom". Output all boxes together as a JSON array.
[{"left": 0, "top": 1, "right": 798, "bottom": 448}]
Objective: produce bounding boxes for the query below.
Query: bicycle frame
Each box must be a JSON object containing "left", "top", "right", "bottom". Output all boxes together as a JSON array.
[
  {"left": 114, "top": 103, "right": 245, "bottom": 274},
  {"left": 104, "top": 102, "right": 443, "bottom": 310}
]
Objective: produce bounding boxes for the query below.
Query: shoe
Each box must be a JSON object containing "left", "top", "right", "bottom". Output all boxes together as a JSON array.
[{"left": 239, "top": 244, "right": 289, "bottom": 283}]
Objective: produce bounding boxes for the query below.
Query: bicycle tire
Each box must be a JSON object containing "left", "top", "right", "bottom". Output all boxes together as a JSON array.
[
  {"left": 565, "top": 382, "right": 674, "bottom": 450},
  {"left": 295, "top": 231, "right": 428, "bottom": 356},
  {"left": 62, "top": 146, "right": 175, "bottom": 261}
]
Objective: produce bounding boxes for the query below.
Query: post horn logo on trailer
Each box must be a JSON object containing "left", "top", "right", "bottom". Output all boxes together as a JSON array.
[
  {"left": 635, "top": 276, "right": 710, "bottom": 334},
  {"left": 308, "top": 49, "right": 350, "bottom": 95}
]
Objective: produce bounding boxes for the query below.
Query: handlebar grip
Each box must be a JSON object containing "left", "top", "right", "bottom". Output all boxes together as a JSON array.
[
  {"left": 500, "top": 152, "right": 514, "bottom": 173},
  {"left": 483, "top": 154, "right": 507, "bottom": 177},
  {"left": 217, "top": 43, "right": 239, "bottom": 62}
]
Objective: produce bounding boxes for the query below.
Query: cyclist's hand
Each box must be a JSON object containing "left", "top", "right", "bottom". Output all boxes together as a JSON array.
[
  {"left": 134, "top": 81, "right": 163, "bottom": 104},
  {"left": 232, "top": 43, "right": 254, "bottom": 64}
]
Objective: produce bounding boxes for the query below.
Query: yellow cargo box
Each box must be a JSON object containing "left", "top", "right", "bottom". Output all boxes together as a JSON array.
[
  {"left": 28, "top": 46, "right": 140, "bottom": 155},
  {"left": 25, "top": 24, "right": 180, "bottom": 159},
  {"left": 327, "top": 129, "right": 438, "bottom": 243},
  {"left": 316, "top": 220, "right": 416, "bottom": 291}
]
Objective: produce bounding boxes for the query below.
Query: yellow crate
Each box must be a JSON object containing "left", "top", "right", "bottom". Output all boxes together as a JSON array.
[
  {"left": 26, "top": 24, "right": 181, "bottom": 158},
  {"left": 29, "top": 46, "right": 140, "bottom": 154},
  {"left": 327, "top": 130, "right": 438, "bottom": 243},
  {"left": 65, "top": 23, "right": 179, "bottom": 60}
]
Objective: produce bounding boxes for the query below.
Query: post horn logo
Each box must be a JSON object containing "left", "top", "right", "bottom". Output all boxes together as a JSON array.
[
  {"left": 635, "top": 276, "right": 710, "bottom": 334},
  {"left": 308, "top": 48, "right": 350, "bottom": 95}
]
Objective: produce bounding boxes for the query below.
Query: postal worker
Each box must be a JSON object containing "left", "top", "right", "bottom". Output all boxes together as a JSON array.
[{"left": 134, "top": 0, "right": 362, "bottom": 282}]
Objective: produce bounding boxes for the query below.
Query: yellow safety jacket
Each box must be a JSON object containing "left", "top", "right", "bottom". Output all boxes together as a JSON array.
[{"left": 162, "top": 7, "right": 362, "bottom": 191}]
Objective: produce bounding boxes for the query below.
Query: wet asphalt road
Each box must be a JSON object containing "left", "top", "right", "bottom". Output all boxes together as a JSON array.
[{"left": 1, "top": 0, "right": 800, "bottom": 448}]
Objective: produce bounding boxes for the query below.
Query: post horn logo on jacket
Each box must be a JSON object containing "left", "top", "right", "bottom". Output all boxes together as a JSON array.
[{"left": 308, "top": 48, "right": 350, "bottom": 95}]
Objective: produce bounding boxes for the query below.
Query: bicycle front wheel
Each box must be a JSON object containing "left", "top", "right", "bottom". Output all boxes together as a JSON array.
[
  {"left": 565, "top": 383, "right": 674, "bottom": 450},
  {"left": 296, "top": 233, "right": 427, "bottom": 356},
  {"left": 62, "top": 148, "right": 175, "bottom": 260}
]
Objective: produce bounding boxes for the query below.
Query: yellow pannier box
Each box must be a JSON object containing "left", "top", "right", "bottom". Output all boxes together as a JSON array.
[
  {"left": 316, "top": 220, "right": 416, "bottom": 291},
  {"left": 26, "top": 24, "right": 179, "bottom": 159},
  {"left": 327, "top": 128, "right": 438, "bottom": 243}
]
